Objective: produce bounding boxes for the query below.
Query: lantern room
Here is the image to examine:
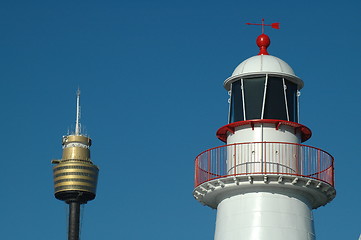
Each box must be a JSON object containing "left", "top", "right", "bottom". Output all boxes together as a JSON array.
[{"left": 225, "top": 54, "right": 304, "bottom": 124}]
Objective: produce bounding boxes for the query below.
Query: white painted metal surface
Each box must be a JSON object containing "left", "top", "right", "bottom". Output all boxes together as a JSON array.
[
  {"left": 214, "top": 190, "right": 315, "bottom": 240},
  {"left": 194, "top": 174, "right": 335, "bottom": 210},
  {"left": 227, "top": 123, "right": 301, "bottom": 145},
  {"left": 232, "top": 55, "right": 296, "bottom": 77},
  {"left": 223, "top": 55, "right": 304, "bottom": 91},
  {"left": 225, "top": 124, "right": 301, "bottom": 175}
]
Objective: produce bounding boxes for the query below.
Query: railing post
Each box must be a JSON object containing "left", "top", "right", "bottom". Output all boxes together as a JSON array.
[
  {"left": 233, "top": 144, "right": 236, "bottom": 176},
  {"left": 296, "top": 144, "right": 299, "bottom": 175},
  {"left": 332, "top": 160, "right": 335, "bottom": 186},
  {"left": 217, "top": 148, "right": 220, "bottom": 178},
  {"left": 207, "top": 152, "right": 211, "bottom": 181},
  {"left": 263, "top": 142, "right": 267, "bottom": 174},
  {"left": 195, "top": 157, "right": 198, "bottom": 187},
  {"left": 308, "top": 147, "right": 312, "bottom": 177},
  {"left": 317, "top": 149, "right": 321, "bottom": 180}
]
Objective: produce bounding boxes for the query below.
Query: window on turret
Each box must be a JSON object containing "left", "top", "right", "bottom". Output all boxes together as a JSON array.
[
  {"left": 228, "top": 75, "right": 299, "bottom": 123},
  {"left": 285, "top": 80, "right": 298, "bottom": 122},
  {"left": 263, "top": 77, "right": 288, "bottom": 120},
  {"left": 243, "top": 77, "right": 265, "bottom": 120},
  {"left": 229, "top": 80, "right": 244, "bottom": 122}
]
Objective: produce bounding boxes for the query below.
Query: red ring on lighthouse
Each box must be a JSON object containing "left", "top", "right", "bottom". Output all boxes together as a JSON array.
[{"left": 216, "top": 119, "right": 312, "bottom": 143}]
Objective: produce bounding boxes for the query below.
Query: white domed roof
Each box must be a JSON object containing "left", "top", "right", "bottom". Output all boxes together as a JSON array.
[
  {"left": 232, "top": 55, "right": 295, "bottom": 76},
  {"left": 224, "top": 55, "right": 303, "bottom": 90}
]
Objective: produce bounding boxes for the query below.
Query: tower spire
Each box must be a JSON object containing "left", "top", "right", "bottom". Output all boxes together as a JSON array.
[{"left": 75, "top": 88, "right": 81, "bottom": 135}]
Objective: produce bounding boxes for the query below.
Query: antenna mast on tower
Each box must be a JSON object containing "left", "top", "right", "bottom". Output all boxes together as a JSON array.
[{"left": 75, "top": 88, "right": 81, "bottom": 136}]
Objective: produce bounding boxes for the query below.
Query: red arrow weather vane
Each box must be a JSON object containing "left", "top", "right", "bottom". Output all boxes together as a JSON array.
[
  {"left": 246, "top": 19, "right": 280, "bottom": 34},
  {"left": 245, "top": 19, "right": 280, "bottom": 55}
]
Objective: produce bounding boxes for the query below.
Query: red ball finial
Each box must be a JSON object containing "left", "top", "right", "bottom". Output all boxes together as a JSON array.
[{"left": 256, "top": 34, "right": 270, "bottom": 55}]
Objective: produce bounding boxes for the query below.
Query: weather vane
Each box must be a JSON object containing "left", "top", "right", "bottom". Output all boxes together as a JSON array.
[{"left": 246, "top": 19, "right": 280, "bottom": 34}]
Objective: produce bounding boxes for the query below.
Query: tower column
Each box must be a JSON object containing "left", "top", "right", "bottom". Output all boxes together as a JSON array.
[
  {"left": 214, "top": 190, "right": 314, "bottom": 240},
  {"left": 68, "top": 201, "right": 81, "bottom": 240}
]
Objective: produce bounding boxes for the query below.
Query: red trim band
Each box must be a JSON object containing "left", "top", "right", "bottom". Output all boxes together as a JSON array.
[{"left": 216, "top": 119, "right": 312, "bottom": 143}]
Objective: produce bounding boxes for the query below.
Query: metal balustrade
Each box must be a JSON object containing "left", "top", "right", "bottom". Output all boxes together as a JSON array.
[{"left": 194, "top": 142, "right": 334, "bottom": 187}]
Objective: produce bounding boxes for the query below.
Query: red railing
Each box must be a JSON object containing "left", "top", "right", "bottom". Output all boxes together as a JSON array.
[{"left": 194, "top": 142, "right": 334, "bottom": 187}]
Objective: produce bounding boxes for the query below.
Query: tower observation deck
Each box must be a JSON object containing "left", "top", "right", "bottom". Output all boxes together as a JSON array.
[
  {"left": 52, "top": 90, "right": 99, "bottom": 240},
  {"left": 193, "top": 21, "right": 335, "bottom": 240}
]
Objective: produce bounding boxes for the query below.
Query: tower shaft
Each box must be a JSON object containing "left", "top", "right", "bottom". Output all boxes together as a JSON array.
[
  {"left": 215, "top": 190, "right": 314, "bottom": 240},
  {"left": 68, "top": 201, "right": 81, "bottom": 240}
]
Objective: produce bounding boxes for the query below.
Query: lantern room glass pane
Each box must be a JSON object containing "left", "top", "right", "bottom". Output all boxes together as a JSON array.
[
  {"left": 285, "top": 80, "right": 298, "bottom": 122},
  {"left": 229, "top": 80, "right": 244, "bottom": 123},
  {"left": 243, "top": 77, "right": 265, "bottom": 120},
  {"left": 228, "top": 76, "right": 299, "bottom": 124},
  {"left": 264, "top": 77, "right": 288, "bottom": 120}
]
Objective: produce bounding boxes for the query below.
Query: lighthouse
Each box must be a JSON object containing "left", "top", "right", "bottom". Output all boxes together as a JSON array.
[{"left": 193, "top": 21, "right": 335, "bottom": 240}]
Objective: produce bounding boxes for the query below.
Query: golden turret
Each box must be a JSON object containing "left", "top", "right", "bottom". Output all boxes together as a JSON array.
[{"left": 52, "top": 134, "right": 98, "bottom": 203}]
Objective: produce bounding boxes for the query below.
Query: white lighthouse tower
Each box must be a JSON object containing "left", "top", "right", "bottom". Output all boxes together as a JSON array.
[{"left": 193, "top": 21, "right": 336, "bottom": 240}]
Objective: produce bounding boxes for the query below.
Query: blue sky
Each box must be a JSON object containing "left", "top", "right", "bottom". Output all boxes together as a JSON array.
[{"left": 0, "top": 1, "right": 359, "bottom": 239}]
